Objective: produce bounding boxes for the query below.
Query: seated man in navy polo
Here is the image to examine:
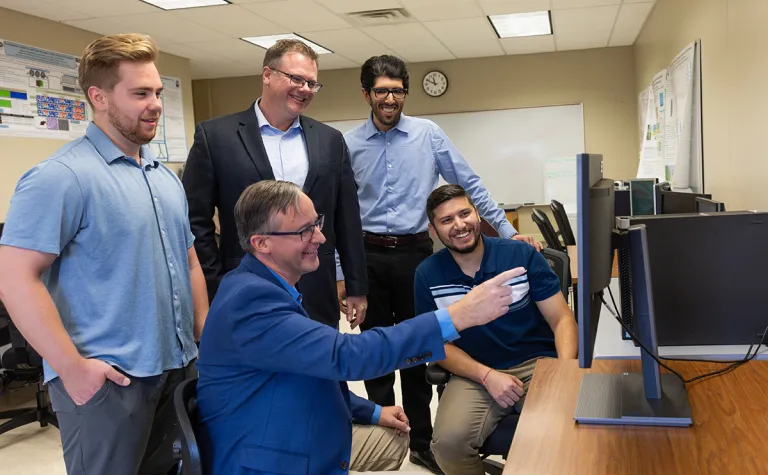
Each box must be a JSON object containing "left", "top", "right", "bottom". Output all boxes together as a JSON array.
[{"left": 414, "top": 185, "right": 578, "bottom": 475}]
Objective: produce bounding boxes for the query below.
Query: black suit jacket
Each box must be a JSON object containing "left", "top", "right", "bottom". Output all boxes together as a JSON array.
[{"left": 182, "top": 103, "right": 368, "bottom": 326}]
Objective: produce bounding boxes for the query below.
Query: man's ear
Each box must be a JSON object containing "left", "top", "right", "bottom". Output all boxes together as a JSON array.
[
  {"left": 428, "top": 223, "right": 438, "bottom": 241},
  {"left": 362, "top": 87, "right": 371, "bottom": 102},
  {"left": 88, "top": 86, "right": 107, "bottom": 112},
  {"left": 250, "top": 234, "right": 270, "bottom": 255}
]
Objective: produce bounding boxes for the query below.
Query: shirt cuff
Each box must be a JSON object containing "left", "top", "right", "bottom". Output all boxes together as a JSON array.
[
  {"left": 371, "top": 404, "right": 382, "bottom": 425},
  {"left": 500, "top": 222, "right": 518, "bottom": 239},
  {"left": 435, "top": 308, "right": 460, "bottom": 342}
]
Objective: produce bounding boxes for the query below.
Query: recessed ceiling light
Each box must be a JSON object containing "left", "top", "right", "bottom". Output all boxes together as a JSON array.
[
  {"left": 488, "top": 11, "right": 553, "bottom": 38},
  {"left": 141, "top": 0, "right": 230, "bottom": 10},
  {"left": 241, "top": 34, "right": 333, "bottom": 55}
]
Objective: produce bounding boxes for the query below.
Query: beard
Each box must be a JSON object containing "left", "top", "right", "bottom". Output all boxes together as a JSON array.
[
  {"left": 439, "top": 228, "right": 482, "bottom": 255},
  {"left": 370, "top": 101, "right": 402, "bottom": 128},
  {"left": 107, "top": 105, "right": 157, "bottom": 145}
]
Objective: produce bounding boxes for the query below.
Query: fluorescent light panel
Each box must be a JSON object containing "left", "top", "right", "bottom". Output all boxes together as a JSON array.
[
  {"left": 488, "top": 11, "right": 552, "bottom": 38},
  {"left": 241, "top": 34, "right": 333, "bottom": 55},
  {"left": 141, "top": 0, "right": 230, "bottom": 10}
]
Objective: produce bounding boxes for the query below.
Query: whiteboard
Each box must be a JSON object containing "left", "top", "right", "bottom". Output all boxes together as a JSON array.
[{"left": 326, "top": 104, "right": 585, "bottom": 206}]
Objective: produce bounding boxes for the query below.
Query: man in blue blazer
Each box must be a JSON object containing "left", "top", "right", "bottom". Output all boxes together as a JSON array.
[{"left": 196, "top": 180, "right": 524, "bottom": 474}]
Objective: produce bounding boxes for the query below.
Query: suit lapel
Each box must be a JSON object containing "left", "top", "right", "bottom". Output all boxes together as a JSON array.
[
  {"left": 238, "top": 103, "right": 275, "bottom": 181},
  {"left": 301, "top": 116, "right": 320, "bottom": 194}
]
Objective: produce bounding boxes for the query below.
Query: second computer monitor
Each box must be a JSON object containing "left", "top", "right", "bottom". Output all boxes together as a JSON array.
[
  {"left": 659, "top": 190, "right": 712, "bottom": 214},
  {"left": 695, "top": 197, "right": 726, "bottom": 213}
]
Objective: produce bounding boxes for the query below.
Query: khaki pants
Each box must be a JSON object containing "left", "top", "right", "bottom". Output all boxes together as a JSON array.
[
  {"left": 350, "top": 424, "right": 409, "bottom": 472},
  {"left": 431, "top": 358, "right": 544, "bottom": 475}
]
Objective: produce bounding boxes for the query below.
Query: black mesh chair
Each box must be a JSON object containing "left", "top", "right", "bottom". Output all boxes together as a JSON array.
[
  {"left": 0, "top": 302, "right": 59, "bottom": 435},
  {"left": 173, "top": 378, "right": 203, "bottom": 475},
  {"left": 425, "top": 248, "right": 570, "bottom": 474},
  {"left": 531, "top": 209, "right": 564, "bottom": 252},
  {"left": 550, "top": 200, "right": 576, "bottom": 246}
]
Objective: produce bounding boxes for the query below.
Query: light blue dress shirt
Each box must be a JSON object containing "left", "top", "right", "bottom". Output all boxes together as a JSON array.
[
  {"left": 337, "top": 114, "right": 517, "bottom": 280},
  {"left": 1, "top": 123, "right": 197, "bottom": 382},
  {"left": 254, "top": 99, "right": 309, "bottom": 188}
]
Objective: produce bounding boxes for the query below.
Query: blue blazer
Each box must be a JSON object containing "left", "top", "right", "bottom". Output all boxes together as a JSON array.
[{"left": 196, "top": 254, "right": 446, "bottom": 475}]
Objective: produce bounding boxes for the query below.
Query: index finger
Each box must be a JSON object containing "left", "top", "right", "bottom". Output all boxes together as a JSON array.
[{"left": 487, "top": 267, "right": 526, "bottom": 286}]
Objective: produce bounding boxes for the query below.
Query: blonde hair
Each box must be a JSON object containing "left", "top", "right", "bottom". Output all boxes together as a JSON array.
[
  {"left": 79, "top": 34, "right": 159, "bottom": 106},
  {"left": 262, "top": 39, "right": 318, "bottom": 69}
]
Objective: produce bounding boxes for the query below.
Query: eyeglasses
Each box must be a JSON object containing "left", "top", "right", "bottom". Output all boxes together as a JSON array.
[
  {"left": 370, "top": 87, "right": 407, "bottom": 99},
  {"left": 262, "top": 214, "right": 325, "bottom": 242},
  {"left": 270, "top": 68, "right": 323, "bottom": 93}
]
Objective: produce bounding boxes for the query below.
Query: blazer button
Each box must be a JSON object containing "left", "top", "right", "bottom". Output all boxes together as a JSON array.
[
  {"left": 339, "top": 461, "right": 349, "bottom": 470},
  {"left": 426, "top": 352, "right": 433, "bottom": 358},
  {"left": 405, "top": 358, "right": 412, "bottom": 364}
]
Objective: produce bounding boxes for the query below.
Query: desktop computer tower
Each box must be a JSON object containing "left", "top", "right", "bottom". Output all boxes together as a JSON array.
[{"left": 618, "top": 211, "right": 768, "bottom": 346}]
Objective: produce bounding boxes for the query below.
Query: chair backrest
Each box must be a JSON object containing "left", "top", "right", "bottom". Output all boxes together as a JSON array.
[
  {"left": 0, "top": 302, "right": 43, "bottom": 372},
  {"left": 550, "top": 200, "right": 576, "bottom": 246},
  {"left": 540, "top": 248, "right": 571, "bottom": 299},
  {"left": 531, "top": 209, "right": 565, "bottom": 252},
  {"left": 173, "top": 378, "right": 203, "bottom": 475}
]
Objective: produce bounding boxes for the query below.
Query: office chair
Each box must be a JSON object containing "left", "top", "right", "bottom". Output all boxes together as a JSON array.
[
  {"left": 173, "top": 378, "right": 203, "bottom": 475},
  {"left": 531, "top": 209, "right": 564, "bottom": 252},
  {"left": 425, "top": 248, "right": 570, "bottom": 475},
  {"left": 0, "top": 303, "right": 59, "bottom": 435},
  {"left": 550, "top": 200, "right": 576, "bottom": 246}
]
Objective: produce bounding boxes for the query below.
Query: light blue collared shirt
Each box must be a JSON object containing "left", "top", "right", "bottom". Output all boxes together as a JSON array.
[
  {"left": 1, "top": 123, "right": 197, "bottom": 382},
  {"left": 254, "top": 99, "right": 309, "bottom": 188},
  {"left": 337, "top": 114, "right": 517, "bottom": 280},
  {"left": 266, "top": 267, "right": 458, "bottom": 426}
]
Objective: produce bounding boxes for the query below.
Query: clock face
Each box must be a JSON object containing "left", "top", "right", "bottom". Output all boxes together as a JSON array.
[{"left": 423, "top": 71, "right": 448, "bottom": 97}]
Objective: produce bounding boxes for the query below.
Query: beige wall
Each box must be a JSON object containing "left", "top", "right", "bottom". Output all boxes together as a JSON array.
[
  {"left": 635, "top": 0, "right": 768, "bottom": 210},
  {"left": 0, "top": 7, "right": 196, "bottom": 221},
  {"left": 193, "top": 46, "right": 639, "bottom": 184}
]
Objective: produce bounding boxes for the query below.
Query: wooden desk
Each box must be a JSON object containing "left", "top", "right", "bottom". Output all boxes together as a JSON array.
[
  {"left": 567, "top": 245, "right": 618, "bottom": 284},
  {"left": 504, "top": 359, "right": 768, "bottom": 474}
]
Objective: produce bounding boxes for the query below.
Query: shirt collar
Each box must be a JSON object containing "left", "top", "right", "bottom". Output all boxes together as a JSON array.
[
  {"left": 255, "top": 97, "right": 302, "bottom": 132},
  {"left": 363, "top": 113, "right": 412, "bottom": 139},
  {"left": 266, "top": 267, "right": 302, "bottom": 303},
  {"left": 85, "top": 122, "right": 158, "bottom": 168}
]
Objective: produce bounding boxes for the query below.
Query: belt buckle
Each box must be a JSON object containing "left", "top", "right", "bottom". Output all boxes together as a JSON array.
[{"left": 384, "top": 236, "right": 398, "bottom": 248}]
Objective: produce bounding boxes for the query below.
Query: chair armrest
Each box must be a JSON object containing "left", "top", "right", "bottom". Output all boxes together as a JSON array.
[{"left": 425, "top": 362, "right": 452, "bottom": 386}]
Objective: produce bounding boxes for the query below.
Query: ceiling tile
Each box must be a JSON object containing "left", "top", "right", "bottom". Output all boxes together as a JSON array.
[
  {"left": 172, "top": 4, "right": 286, "bottom": 37},
  {"left": 159, "top": 42, "right": 222, "bottom": 61},
  {"left": 317, "top": 53, "right": 358, "bottom": 69},
  {"left": 242, "top": 0, "right": 351, "bottom": 32},
  {"left": 552, "top": 0, "right": 620, "bottom": 9},
  {"left": 622, "top": 0, "right": 654, "bottom": 2},
  {"left": 190, "top": 59, "right": 257, "bottom": 79},
  {"left": 186, "top": 39, "right": 268, "bottom": 65},
  {"left": 300, "top": 29, "right": 393, "bottom": 63},
  {"left": 553, "top": 5, "right": 618, "bottom": 50},
  {"left": 398, "top": 0, "right": 472, "bottom": 6},
  {"left": 478, "top": 0, "right": 550, "bottom": 15},
  {"left": 609, "top": 2, "right": 654, "bottom": 46},
  {"left": 407, "top": 2, "right": 483, "bottom": 22},
  {"left": 228, "top": 0, "right": 281, "bottom": 3},
  {"left": 362, "top": 23, "right": 455, "bottom": 63},
  {"left": 45, "top": 0, "right": 159, "bottom": 16},
  {"left": 500, "top": 34, "right": 555, "bottom": 54},
  {"left": 0, "top": 0, "right": 90, "bottom": 21},
  {"left": 424, "top": 17, "right": 504, "bottom": 58},
  {"left": 111, "top": 12, "right": 231, "bottom": 44},
  {"left": 313, "top": 0, "right": 403, "bottom": 14},
  {"left": 65, "top": 17, "right": 148, "bottom": 38}
]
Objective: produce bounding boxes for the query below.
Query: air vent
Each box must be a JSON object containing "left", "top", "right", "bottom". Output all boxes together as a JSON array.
[{"left": 346, "top": 8, "right": 414, "bottom": 26}]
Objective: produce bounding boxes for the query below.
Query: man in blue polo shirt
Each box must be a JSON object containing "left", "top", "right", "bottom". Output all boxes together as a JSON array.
[
  {"left": 0, "top": 34, "right": 208, "bottom": 475},
  {"left": 414, "top": 185, "right": 578, "bottom": 475}
]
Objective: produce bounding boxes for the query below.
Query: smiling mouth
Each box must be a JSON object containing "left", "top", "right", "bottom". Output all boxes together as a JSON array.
[
  {"left": 302, "top": 249, "right": 318, "bottom": 257},
  {"left": 453, "top": 230, "right": 472, "bottom": 239},
  {"left": 380, "top": 105, "right": 396, "bottom": 114},
  {"left": 290, "top": 93, "right": 308, "bottom": 103}
]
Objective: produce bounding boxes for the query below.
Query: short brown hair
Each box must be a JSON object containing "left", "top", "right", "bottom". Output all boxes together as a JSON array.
[
  {"left": 426, "top": 185, "right": 476, "bottom": 224},
  {"left": 235, "top": 180, "right": 303, "bottom": 252},
  {"left": 262, "top": 39, "right": 318, "bottom": 69},
  {"left": 79, "top": 34, "right": 159, "bottom": 107}
]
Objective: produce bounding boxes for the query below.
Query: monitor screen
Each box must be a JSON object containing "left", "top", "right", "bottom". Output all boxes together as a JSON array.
[
  {"left": 576, "top": 154, "right": 615, "bottom": 368},
  {"left": 659, "top": 191, "right": 712, "bottom": 214},
  {"left": 629, "top": 179, "right": 656, "bottom": 216},
  {"left": 695, "top": 197, "right": 726, "bottom": 213}
]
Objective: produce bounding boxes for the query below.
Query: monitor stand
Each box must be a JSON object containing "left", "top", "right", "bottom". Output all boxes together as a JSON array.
[{"left": 574, "top": 224, "right": 693, "bottom": 427}]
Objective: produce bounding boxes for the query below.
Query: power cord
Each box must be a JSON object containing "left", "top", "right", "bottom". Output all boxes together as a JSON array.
[{"left": 600, "top": 287, "right": 767, "bottom": 384}]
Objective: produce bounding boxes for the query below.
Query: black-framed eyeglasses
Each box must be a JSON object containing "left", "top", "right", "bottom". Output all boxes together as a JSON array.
[
  {"left": 370, "top": 87, "right": 407, "bottom": 99},
  {"left": 270, "top": 68, "right": 323, "bottom": 93},
  {"left": 262, "top": 214, "right": 325, "bottom": 241}
]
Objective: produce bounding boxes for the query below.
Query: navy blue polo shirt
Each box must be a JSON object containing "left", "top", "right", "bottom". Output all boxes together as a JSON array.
[{"left": 414, "top": 236, "right": 560, "bottom": 369}]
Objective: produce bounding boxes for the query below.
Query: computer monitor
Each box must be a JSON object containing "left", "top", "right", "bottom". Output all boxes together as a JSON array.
[
  {"left": 659, "top": 190, "right": 712, "bottom": 214},
  {"left": 695, "top": 197, "right": 726, "bottom": 213},
  {"left": 574, "top": 153, "right": 692, "bottom": 427},
  {"left": 629, "top": 179, "right": 656, "bottom": 216}
]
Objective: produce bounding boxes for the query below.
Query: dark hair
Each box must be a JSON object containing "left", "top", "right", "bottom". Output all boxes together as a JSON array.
[
  {"left": 426, "top": 185, "right": 476, "bottom": 224},
  {"left": 360, "top": 55, "right": 409, "bottom": 92}
]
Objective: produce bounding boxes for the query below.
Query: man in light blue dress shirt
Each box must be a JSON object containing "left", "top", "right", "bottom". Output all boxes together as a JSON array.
[
  {"left": 0, "top": 35, "right": 208, "bottom": 475},
  {"left": 338, "top": 55, "right": 540, "bottom": 473}
]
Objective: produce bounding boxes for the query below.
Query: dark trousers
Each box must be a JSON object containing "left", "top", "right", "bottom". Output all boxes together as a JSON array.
[
  {"left": 361, "top": 240, "right": 434, "bottom": 452},
  {"left": 48, "top": 362, "right": 196, "bottom": 475}
]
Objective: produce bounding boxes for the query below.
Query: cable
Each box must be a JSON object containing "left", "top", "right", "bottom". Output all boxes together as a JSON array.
[{"left": 600, "top": 287, "right": 767, "bottom": 384}]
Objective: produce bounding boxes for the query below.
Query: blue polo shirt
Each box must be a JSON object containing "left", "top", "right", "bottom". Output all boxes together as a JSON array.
[
  {"left": 414, "top": 236, "right": 560, "bottom": 369},
  {"left": 0, "top": 123, "right": 198, "bottom": 382}
]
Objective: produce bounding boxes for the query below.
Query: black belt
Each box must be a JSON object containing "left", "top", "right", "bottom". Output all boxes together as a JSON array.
[{"left": 363, "top": 231, "right": 431, "bottom": 248}]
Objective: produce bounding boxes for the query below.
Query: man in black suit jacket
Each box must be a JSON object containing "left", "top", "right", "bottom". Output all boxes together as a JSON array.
[{"left": 182, "top": 39, "right": 368, "bottom": 328}]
